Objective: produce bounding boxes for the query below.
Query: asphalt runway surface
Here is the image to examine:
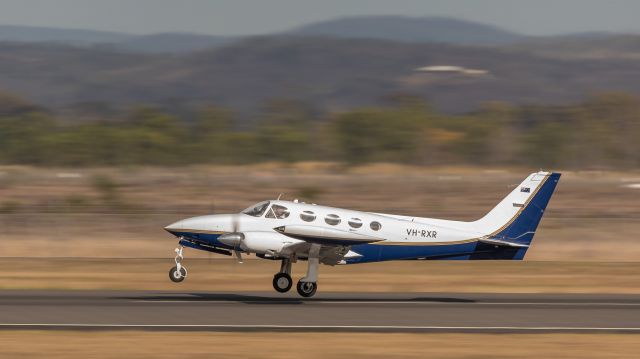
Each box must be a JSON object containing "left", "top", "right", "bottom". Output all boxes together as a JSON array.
[{"left": 1, "top": 290, "right": 639, "bottom": 333}]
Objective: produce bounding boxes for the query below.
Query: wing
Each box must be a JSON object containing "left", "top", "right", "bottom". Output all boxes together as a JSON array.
[
  {"left": 274, "top": 225, "right": 384, "bottom": 245},
  {"left": 275, "top": 225, "right": 384, "bottom": 265}
]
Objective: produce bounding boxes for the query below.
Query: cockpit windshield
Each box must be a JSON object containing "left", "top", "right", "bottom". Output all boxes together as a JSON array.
[{"left": 242, "top": 201, "right": 270, "bottom": 217}]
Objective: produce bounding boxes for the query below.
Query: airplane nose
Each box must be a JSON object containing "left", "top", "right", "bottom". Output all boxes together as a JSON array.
[
  {"left": 164, "top": 214, "right": 230, "bottom": 236},
  {"left": 164, "top": 220, "right": 184, "bottom": 233}
]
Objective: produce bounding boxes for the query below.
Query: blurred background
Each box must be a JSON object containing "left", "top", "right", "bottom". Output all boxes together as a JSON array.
[
  {"left": 0, "top": 0, "right": 638, "bottom": 262},
  {"left": 2, "top": 4, "right": 640, "bottom": 357}
]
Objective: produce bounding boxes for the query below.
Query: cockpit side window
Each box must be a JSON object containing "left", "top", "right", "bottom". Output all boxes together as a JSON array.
[
  {"left": 242, "top": 201, "right": 270, "bottom": 217},
  {"left": 266, "top": 204, "right": 290, "bottom": 219}
]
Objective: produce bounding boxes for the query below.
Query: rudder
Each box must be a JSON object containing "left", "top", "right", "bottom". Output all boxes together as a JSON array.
[{"left": 471, "top": 171, "right": 561, "bottom": 259}]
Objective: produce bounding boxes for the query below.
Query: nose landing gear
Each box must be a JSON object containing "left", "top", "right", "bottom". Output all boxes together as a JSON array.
[{"left": 169, "top": 245, "right": 188, "bottom": 283}]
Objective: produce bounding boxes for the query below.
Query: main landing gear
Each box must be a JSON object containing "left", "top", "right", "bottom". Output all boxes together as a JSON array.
[
  {"left": 169, "top": 245, "right": 188, "bottom": 283},
  {"left": 296, "top": 281, "right": 317, "bottom": 298},
  {"left": 169, "top": 242, "right": 321, "bottom": 298},
  {"left": 272, "top": 259, "right": 293, "bottom": 293},
  {"left": 272, "top": 244, "right": 321, "bottom": 298},
  {"left": 296, "top": 244, "right": 320, "bottom": 298}
]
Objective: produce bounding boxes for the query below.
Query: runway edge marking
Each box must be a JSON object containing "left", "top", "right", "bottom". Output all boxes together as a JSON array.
[
  {"left": 131, "top": 300, "right": 640, "bottom": 306},
  {"left": 1, "top": 324, "right": 640, "bottom": 333}
]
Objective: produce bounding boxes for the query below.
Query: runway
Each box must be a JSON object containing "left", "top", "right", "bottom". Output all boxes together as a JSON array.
[{"left": 1, "top": 290, "right": 639, "bottom": 333}]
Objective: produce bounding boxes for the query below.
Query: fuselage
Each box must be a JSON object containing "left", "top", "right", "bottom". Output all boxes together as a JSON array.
[{"left": 166, "top": 199, "right": 516, "bottom": 264}]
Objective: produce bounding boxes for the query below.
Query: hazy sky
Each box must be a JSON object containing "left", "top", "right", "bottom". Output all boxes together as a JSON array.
[{"left": 1, "top": 0, "right": 640, "bottom": 36}]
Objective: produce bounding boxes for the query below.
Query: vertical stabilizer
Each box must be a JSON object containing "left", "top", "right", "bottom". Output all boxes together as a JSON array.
[{"left": 472, "top": 171, "right": 561, "bottom": 247}]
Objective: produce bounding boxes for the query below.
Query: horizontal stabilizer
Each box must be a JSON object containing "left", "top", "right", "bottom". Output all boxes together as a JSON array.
[{"left": 478, "top": 237, "right": 530, "bottom": 248}]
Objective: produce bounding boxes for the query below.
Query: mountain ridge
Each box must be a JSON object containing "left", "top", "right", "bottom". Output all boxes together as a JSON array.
[
  {"left": 287, "top": 15, "right": 526, "bottom": 45},
  {"left": 2, "top": 35, "right": 640, "bottom": 115},
  {"left": 3, "top": 16, "right": 632, "bottom": 54}
]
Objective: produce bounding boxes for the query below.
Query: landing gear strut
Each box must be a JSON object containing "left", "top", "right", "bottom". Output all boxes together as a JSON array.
[
  {"left": 296, "top": 244, "right": 320, "bottom": 298},
  {"left": 272, "top": 258, "right": 292, "bottom": 293},
  {"left": 169, "top": 245, "right": 188, "bottom": 283}
]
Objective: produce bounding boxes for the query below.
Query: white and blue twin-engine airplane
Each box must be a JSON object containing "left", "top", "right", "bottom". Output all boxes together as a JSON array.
[{"left": 165, "top": 171, "right": 560, "bottom": 297}]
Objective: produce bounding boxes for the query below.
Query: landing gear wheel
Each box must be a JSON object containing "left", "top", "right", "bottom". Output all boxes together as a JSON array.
[
  {"left": 296, "top": 280, "right": 317, "bottom": 298},
  {"left": 169, "top": 245, "right": 187, "bottom": 283},
  {"left": 273, "top": 273, "right": 293, "bottom": 293},
  {"left": 169, "top": 266, "right": 187, "bottom": 283}
]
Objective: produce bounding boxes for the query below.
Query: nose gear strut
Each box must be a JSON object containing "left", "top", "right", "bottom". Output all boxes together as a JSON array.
[{"left": 169, "top": 245, "right": 188, "bottom": 283}]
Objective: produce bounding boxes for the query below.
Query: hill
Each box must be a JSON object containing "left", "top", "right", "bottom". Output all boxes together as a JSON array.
[
  {"left": 288, "top": 16, "right": 526, "bottom": 45},
  {"left": 510, "top": 34, "right": 640, "bottom": 60},
  {"left": 114, "top": 33, "right": 235, "bottom": 54},
  {"left": 2, "top": 36, "right": 640, "bottom": 114},
  {"left": 0, "top": 25, "right": 131, "bottom": 45},
  {"left": 0, "top": 25, "right": 234, "bottom": 53}
]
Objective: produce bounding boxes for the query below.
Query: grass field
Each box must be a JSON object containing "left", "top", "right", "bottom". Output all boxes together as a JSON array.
[
  {"left": 1, "top": 258, "right": 639, "bottom": 293},
  {"left": 0, "top": 332, "right": 639, "bottom": 359}
]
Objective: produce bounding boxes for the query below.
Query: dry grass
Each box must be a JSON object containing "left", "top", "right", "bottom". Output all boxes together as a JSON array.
[
  {"left": 1, "top": 258, "right": 639, "bottom": 294},
  {"left": 0, "top": 331, "right": 639, "bottom": 359}
]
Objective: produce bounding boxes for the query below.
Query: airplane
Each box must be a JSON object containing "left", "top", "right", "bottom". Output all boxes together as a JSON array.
[{"left": 164, "top": 171, "right": 560, "bottom": 297}]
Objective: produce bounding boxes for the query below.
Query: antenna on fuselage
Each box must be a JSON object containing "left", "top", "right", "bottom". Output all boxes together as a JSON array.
[{"left": 277, "top": 193, "right": 284, "bottom": 200}]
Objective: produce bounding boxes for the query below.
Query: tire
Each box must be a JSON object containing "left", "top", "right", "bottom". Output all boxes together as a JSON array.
[
  {"left": 272, "top": 273, "right": 293, "bottom": 293},
  {"left": 296, "top": 280, "right": 317, "bottom": 298},
  {"left": 169, "top": 266, "right": 187, "bottom": 283}
]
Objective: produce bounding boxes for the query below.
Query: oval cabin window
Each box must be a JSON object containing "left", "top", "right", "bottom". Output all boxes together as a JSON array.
[
  {"left": 325, "top": 214, "right": 341, "bottom": 226},
  {"left": 370, "top": 221, "right": 382, "bottom": 231},
  {"left": 348, "top": 218, "right": 363, "bottom": 228},
  {"left": 300, "top": 211, "right": 316, "bottom": 222}
]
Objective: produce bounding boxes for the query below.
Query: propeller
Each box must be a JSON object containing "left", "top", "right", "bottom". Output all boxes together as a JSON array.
[
  {"left": 232, "top": 212, "right": 239, "bottom": 232},
  {"left": 218, "top": 214, "right": 245, "bottom": 263},
  {"left": 234, "top": 249, "right": 244, "bottom": 263},
  {"left": 231, "top": 214, "right": 244, "bottom": 263}
]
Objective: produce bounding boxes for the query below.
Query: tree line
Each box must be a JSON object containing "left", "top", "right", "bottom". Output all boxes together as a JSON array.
[{"left": 0, "top": 92, "right": 638, "bottom": 168}]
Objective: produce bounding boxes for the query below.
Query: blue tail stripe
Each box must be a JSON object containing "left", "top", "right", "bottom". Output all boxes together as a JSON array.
[{"left": 493, "top": 172, "right": 561, "bottom": 246}]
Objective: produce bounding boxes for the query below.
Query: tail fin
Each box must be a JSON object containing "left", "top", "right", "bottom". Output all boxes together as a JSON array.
[{"left": 473, "top": 171, "right": 561, "bottom": 249}]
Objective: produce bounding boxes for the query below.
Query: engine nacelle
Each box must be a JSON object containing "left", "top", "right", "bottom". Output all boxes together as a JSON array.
[{"left": 240, "top": 231, "right": 292, "bottom": 255}]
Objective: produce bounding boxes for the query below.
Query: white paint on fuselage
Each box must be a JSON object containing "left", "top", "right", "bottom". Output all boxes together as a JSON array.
[
  {"left": 166, "top": 172, "right": 551, "bottom": 253},
  {"left": 166, "top": 203, "right": 478, "bottom": 246}
]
